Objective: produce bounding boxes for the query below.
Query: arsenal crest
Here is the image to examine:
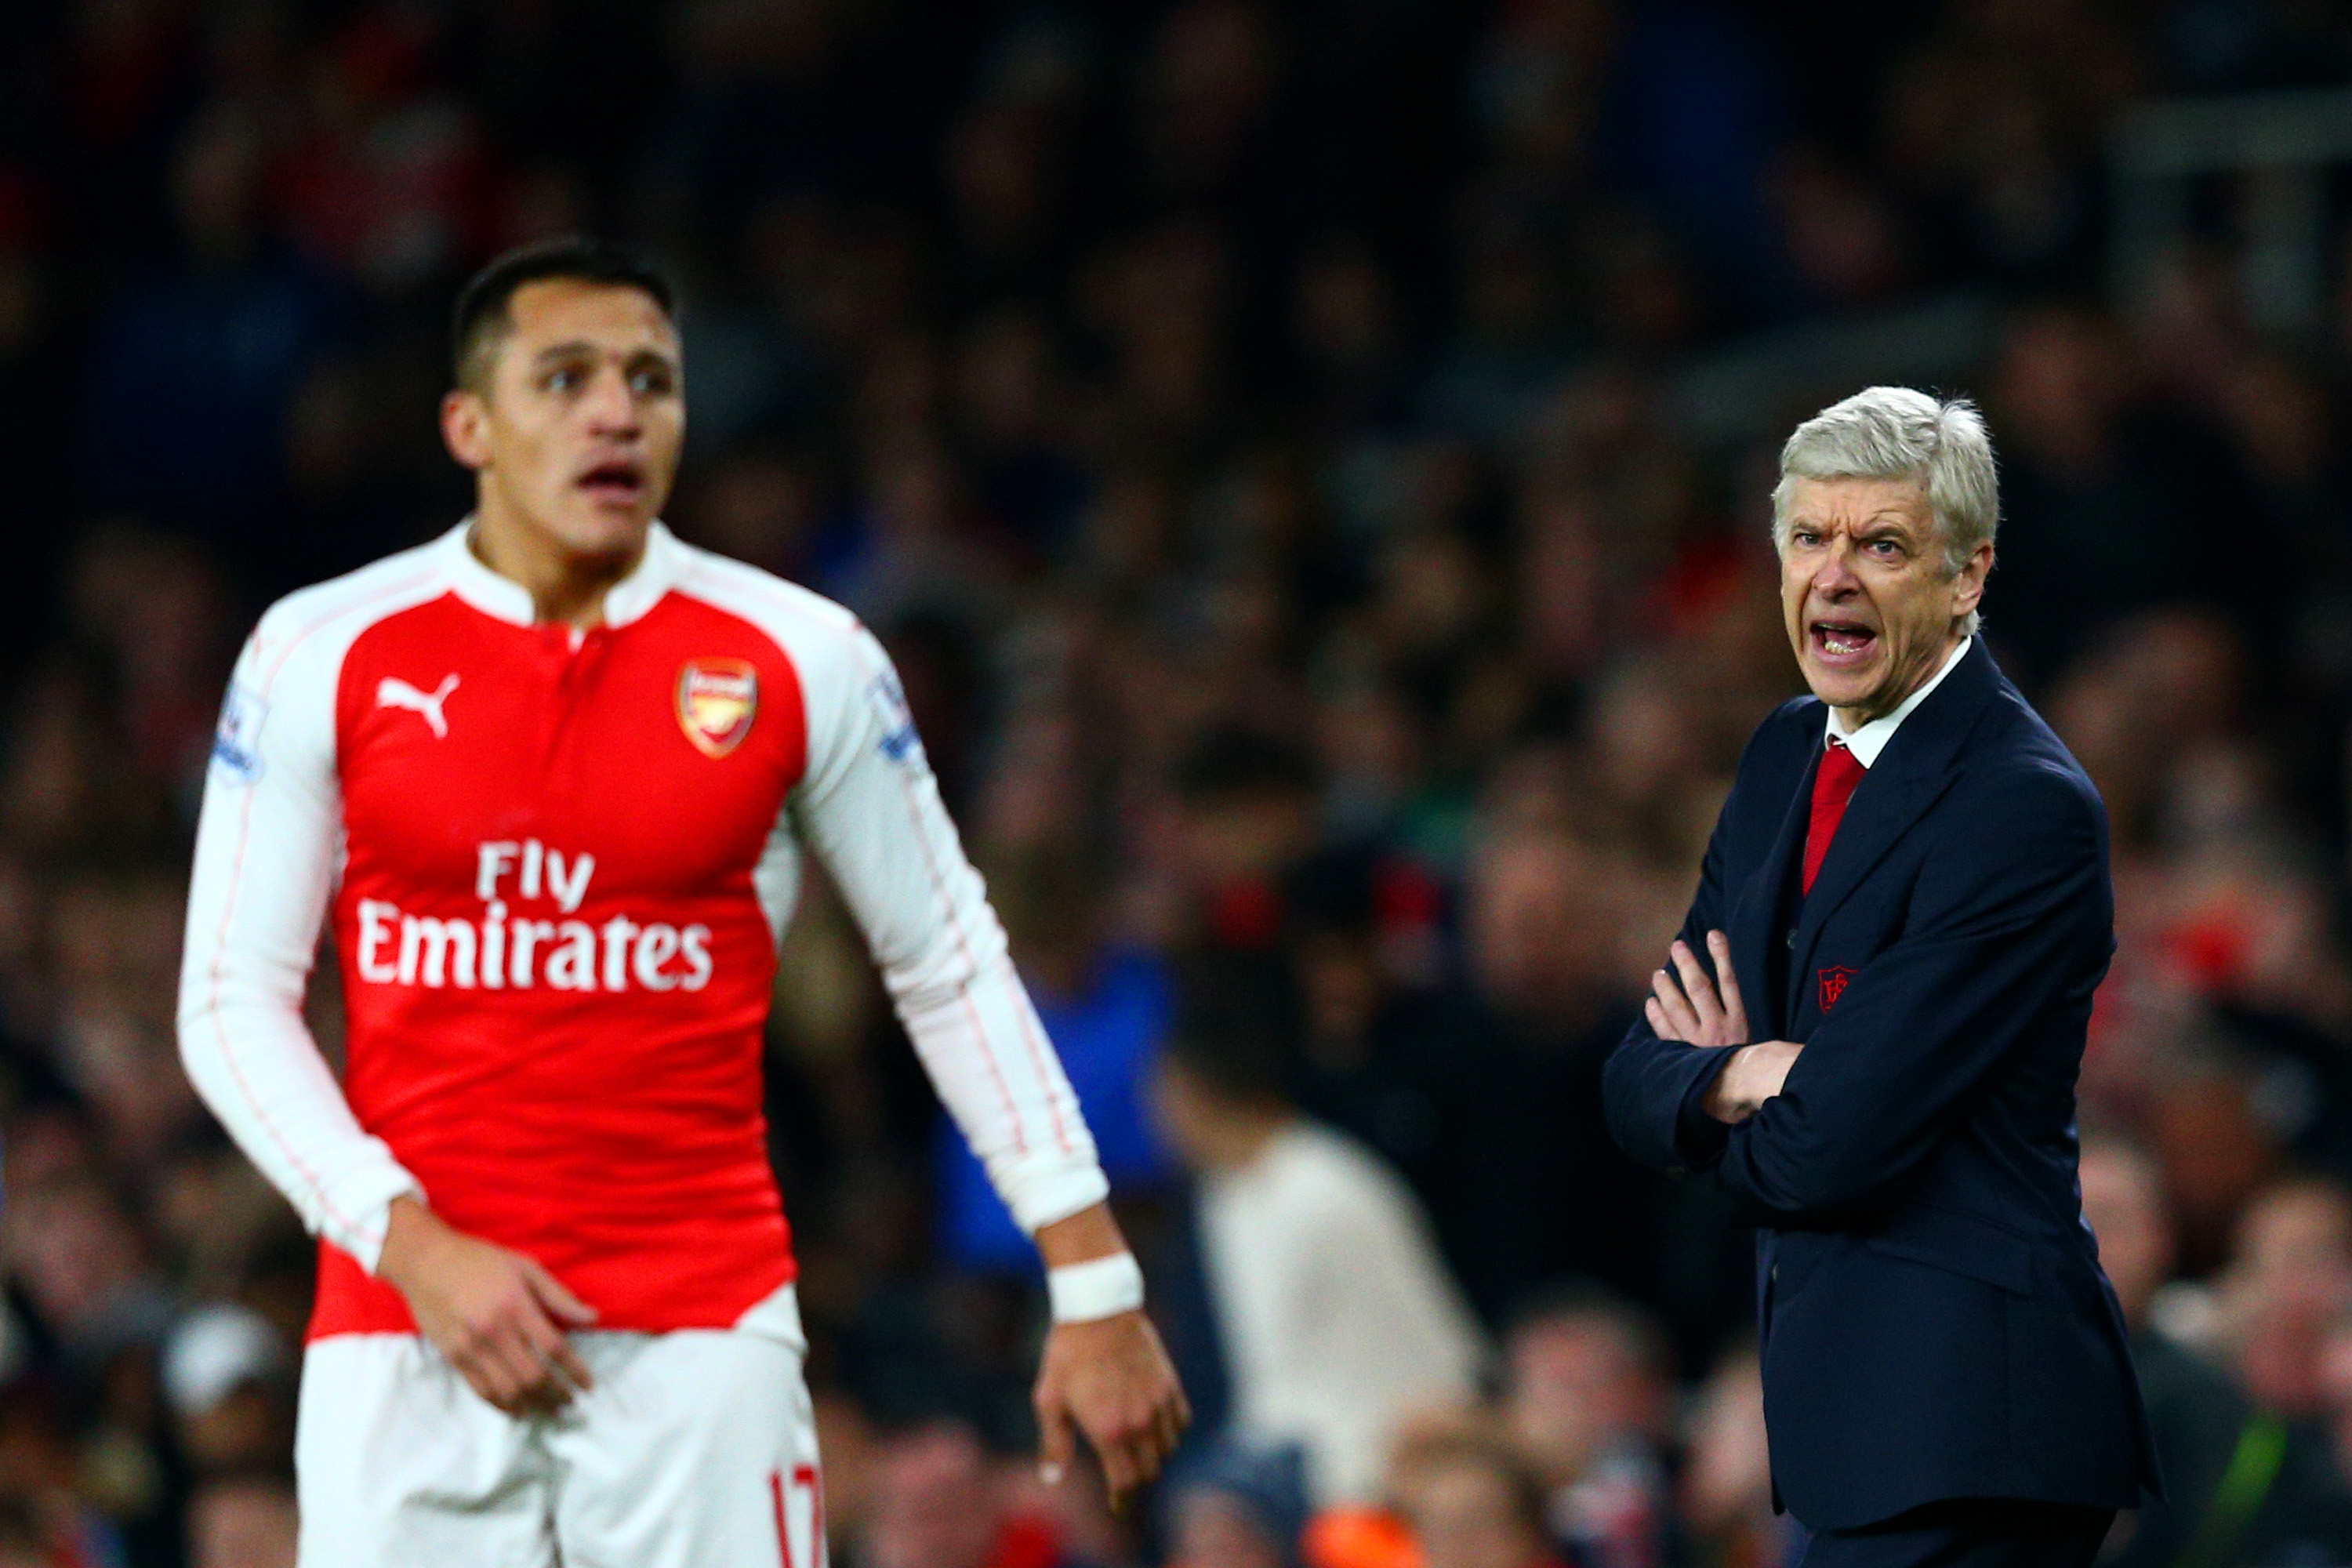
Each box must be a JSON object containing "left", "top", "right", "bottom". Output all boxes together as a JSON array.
[
  {"left": 1818, "top": 965, "right": 1857, "bottom": 1013},
  {"left": 677, "top": 659, "right": 758, "bottom": 757}
]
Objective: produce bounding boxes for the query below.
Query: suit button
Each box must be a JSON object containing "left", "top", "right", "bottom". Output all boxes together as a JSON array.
[
  {"left": 1785, "top": 928, "right": 1796, "bottom": 949},
  {"left": 1771, "top": 1265, "right": 1780, "bottom": 1280}
]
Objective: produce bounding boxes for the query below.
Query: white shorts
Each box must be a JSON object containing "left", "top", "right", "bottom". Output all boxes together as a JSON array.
[{"left": 293, "top": 1287, "right": 824, "bottom": 1568}]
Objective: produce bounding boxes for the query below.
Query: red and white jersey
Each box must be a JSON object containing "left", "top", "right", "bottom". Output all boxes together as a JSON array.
[{"left": 179, "top": 521, "right": 1105, "bottom": 1340}]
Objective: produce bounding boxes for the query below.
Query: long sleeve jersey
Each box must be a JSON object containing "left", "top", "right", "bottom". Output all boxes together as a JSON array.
[{"left": 178, "top": 521, "right": 1105, "bottom": 1339}]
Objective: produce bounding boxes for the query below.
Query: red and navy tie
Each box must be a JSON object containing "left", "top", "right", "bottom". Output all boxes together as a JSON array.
[{"left": 1802, "top": 739, "right": 1866, "bottom": 896}]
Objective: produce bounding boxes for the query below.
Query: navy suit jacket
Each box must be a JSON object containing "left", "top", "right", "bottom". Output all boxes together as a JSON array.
[{"left": 1603, "top": 638, "right": 2158, "bottom": 1531}]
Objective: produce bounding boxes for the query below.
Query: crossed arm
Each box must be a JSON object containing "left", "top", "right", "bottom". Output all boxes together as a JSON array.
[
  {"left": 1644, "top": 930, "right": 1802, "bottom": 1123},
  {"left": 1613, "top": 771, "right": 2109, "bottom": 1225}
]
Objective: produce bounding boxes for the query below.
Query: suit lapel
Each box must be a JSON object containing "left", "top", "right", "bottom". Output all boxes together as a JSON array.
[
  {"left": 1729, "top": 731, "right": 1819, "bottom": 1043},
  {"left": 1786, "top": 639, "right": 2001, "bottom": 1001}
]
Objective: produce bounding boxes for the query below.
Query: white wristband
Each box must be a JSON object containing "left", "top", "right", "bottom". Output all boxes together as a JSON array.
[{"left": 1047, "top": 1254, "right": 1145, "bottom": 1323}]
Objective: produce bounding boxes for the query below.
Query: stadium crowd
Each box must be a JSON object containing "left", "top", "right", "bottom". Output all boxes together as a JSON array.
[{"left": 2, "top": 0, "right": 2352, "bottom": 1563}]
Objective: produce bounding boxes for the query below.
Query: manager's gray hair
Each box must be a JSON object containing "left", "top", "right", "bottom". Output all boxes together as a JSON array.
[{"left": 1770, "top": 387, "right": 1998, "bottom": 637}]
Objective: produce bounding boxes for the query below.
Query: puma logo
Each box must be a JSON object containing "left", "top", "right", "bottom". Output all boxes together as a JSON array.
[{"left": 377, "top": 674, "right": 459, "bottom": 739}]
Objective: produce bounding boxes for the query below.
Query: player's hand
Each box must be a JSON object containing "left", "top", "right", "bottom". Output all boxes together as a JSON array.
[
  {"left": 1703, "top": 1040, "right": 1803, "bottom": 1123},
  {"left": 1646, "top": 931, "right": 1751, "bottom": 1050},
  {"left": 1033, "top": 1308, "right": 1190, "bottom": 1513},
  {"left": 376, "top": 1196, "right": 597, "bottom": 1416}
]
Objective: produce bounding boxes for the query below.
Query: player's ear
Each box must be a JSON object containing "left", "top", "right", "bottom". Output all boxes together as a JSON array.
[{"left": 441, "top": 388, "right": 492, "bottom": 471}]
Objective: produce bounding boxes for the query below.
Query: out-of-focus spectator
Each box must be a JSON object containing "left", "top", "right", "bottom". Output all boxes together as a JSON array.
[
  {"left": 0, "top": 1382, "right": 129, "bottom": 1567},
  {"left": 1280, "top": 845, "right": 1523, "bottom": 1321},
  {"left": 1163, "top": 1443, "right": 1310, "bottom": 1568},
  {"left": 1171, "top": 727, "right": 1323, "bottom": 952},
  {"left": 2220, "top": 1178, "right": 2352, "bottom": 1418},
  {"left": 0, "top": 1497, "right": 50, "bottom": 1568},
  {"left": 1500, "top": 1288, "right": 1672, "bottom": 1568},
  {"left": 2088, "top": 1139, "right": 2267, "bottom": 1568},
  {"left": 1458, "top": 824, "right": 1641, "bottom": 1304},
  {"left": 1985, "top": 308, "right": 2254, "bottom": 684},
  {"left": 3, "top": 1168, "right": 172, "bottom": 1374},
  {"left": 1393, "top": 1429, "right": 1565, "bottom": 1568},
  {"left": 2086, "top": 1143, "right": 2352, "bottom": 1568},
  {"left": 2318, "top": 1308, "right": 2352, "bottom": 1498},
  {"left": 186, "top": 1472, "right": 296, "bottom": 1568},
  {"left": 812, "top": 1388, "right": 880, "bottom": 1564},
  {"left": 160, "top": 1304, "right": 290, "bottom": 1476},
  {"left": 860, "top": 1417, "right": 1083, "bottom": 1568},
  {"left": 2082, "top": 1140, "right": 2174, "bottom": 1331},
  {"left": 1152, "top": 957, "right": 1485, "bottom": 1504},
  {"left": 1679, "top": 1346, "right": 1785, "bottom": 1568},
  {"left": 79, "top": 104, "right": 343, "bottom": 535}
]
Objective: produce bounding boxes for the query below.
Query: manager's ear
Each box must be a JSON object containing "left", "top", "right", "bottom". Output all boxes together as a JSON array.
[
  {"left": 1951, "top": 541, "right": 1994, "bottom": 619},
  {"left": 441, "top": 389, "right": 491, "bottom": 472}
]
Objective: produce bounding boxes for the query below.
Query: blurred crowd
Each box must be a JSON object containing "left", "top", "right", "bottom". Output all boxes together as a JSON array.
[{"left": 3, "top": 0, "right": 2352, "bottom": 1564}]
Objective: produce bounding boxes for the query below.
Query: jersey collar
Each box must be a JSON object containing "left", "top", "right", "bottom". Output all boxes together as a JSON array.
[{"left": 436, "top": 517, "right": 685, "bottom": 630}]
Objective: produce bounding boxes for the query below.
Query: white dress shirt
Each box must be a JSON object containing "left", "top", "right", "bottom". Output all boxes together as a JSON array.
[{"left": 1824, "top": 635, "right": 1974, "bottom": 768}]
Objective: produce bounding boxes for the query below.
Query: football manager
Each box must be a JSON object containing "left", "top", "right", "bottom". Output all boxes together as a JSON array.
[{"left": 1604, "top": 387, "right": 2157, "bottom": 1568}]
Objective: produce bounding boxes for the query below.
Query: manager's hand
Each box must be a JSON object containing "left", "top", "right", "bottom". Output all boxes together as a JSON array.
[
  {"left": 1703, "top": 1040, "right": 1802, "bottom": 1123},
  {"left": 1646, "top": 930, "right": 1803, "bottom": 1124},
  {"left": 377, "top": 1196, "right": 597, "bottom": 1415}
]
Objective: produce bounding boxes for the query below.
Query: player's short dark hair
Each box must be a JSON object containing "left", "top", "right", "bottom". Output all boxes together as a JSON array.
[{"left": 450, "top": 236, "right": 677, "bottom": 393}]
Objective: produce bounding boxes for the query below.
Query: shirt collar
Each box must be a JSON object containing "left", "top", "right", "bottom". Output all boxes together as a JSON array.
[
  {"left": 434, "top": 517, "right": 683, "bottom": 630},
  {"left": 1825, "top": 635, "right": 1973, "bottom": 768}
]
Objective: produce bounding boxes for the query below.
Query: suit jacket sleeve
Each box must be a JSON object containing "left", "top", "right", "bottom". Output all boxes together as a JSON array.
[
  {"left": 1602, "top": 775, "right": 1745, "bottom": 1176},
  {"left": 1704, "top": 764, "right": 2109, "bottom": 1224}
]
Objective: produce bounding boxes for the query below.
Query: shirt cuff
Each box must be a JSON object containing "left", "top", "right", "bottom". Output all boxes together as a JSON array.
[
  {"left": 998, "top": 1158, "right": 1112, "bottom": 1236},
  {"left": 330, "top": 1166, "right": 429, "bottom": 1277}
]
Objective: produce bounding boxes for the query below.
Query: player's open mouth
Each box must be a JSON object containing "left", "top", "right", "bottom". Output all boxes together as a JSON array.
[
  {"left": 1810, "top": 619, "right": 1878, "bottom": 669},
  {"left": 576, "top": 461, "right": 646, "bottom": 503}
]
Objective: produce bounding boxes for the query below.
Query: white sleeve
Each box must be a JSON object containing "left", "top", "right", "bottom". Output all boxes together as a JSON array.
[
  {"left": 177, "top": 613, "right": 423, "bottom": 1272},
  {"left": 790, "top": 626, "right": 1108, "bottom": 1234}
]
